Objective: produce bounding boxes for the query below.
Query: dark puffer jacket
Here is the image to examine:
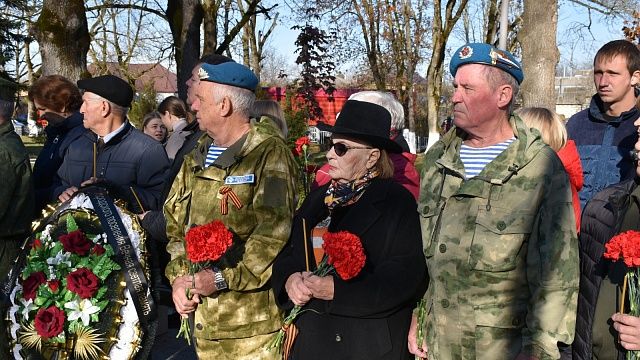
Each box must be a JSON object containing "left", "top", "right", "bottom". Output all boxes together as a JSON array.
[
  {"left": 570, "top": 179, "right": 638, "bottom": 360},
  {"left": 566, "top": 94, "right": 639, "bottom": 209},
  {"left": 32, "top": 112, "right": 85, "bottom": 214},
  {"left": 53, "top": 122, "right": 170, "bottom": 212}
]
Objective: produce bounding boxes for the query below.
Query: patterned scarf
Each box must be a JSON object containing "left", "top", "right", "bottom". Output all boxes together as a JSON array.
[{"left": 324, "top": 169, "right": 379, "bottom": 210}]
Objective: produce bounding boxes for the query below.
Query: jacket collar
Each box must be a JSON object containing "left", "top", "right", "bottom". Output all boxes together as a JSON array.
[
  {"left": 45, "top": 112, "right": 84, "bottom": 137},
  {"left": 588, "top": 92, "right": 640, "bottom": 124},
  {"left": 85, "top": 121, "right": 133, "bottom": 146}
]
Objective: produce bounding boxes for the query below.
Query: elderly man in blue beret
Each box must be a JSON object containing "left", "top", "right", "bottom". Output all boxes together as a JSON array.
[
  {"left": 164, "top": 61, "right": 297, "bottom": 358},
  {"left": 408, "top": 43, "right": 579, "bottom": 359}
]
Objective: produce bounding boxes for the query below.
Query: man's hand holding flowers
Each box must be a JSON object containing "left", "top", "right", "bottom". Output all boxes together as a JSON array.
[{"left": 303, "top": 273, "right": 334, "bottom": 300}]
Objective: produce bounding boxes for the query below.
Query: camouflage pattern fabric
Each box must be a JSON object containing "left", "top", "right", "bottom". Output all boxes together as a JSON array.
[
  {"left": 194, "top": 331, "right": 278, "bottom": 360},
  {"left": 164, "top": 121, "right": 297, "bottom": 350},
  {"left": 417, "top": 115, "right": 579, "bottom": 359}
]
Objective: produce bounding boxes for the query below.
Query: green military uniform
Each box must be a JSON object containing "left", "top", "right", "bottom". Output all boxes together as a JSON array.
[
  {"left": 165, "top": 121, "right": 297, "bottom": 357},
  {"left": 417, "top": 116, "right": 579, "bottom": 359},
  {"left": 0, "top": 121, "right": 34, "bottom": 357}
]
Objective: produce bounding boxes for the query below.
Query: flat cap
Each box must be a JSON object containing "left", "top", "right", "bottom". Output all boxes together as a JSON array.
[
  {"left": 449, "top": 43, "right": 524, "bottom": 84},
  {"left": 77, "top": 75, "right": 134, "bottom": 108},
  {"left": 198, "top": 62, "right": 259, "bottom": 91}
]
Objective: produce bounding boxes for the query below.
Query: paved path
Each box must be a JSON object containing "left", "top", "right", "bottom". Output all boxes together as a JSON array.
[{"left": 151, "top": 327, "right": 197, "bottom": 360}]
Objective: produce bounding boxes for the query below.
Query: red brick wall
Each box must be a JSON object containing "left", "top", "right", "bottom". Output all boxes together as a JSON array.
[{"left": 262, "top": 87, "right": 361, "bottom": 126}]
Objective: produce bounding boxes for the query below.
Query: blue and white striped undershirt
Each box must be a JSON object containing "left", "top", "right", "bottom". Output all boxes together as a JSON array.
[
  {"left": 205, "top": 145, "right": 227, "bottom": 167},
  {"left": 460, "top": 138, "right": 515, "bottom": 178}
]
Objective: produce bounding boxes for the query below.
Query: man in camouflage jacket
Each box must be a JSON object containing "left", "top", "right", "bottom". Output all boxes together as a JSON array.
[
  {"left": 408, "top": 43, "right": 579, "bottom": 360},
  {"left": 164, "top": 62, "right": 297, "bottom": 358}
]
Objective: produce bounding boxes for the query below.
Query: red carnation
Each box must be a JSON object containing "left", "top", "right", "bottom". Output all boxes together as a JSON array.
[
  {"left": 48, "top": 279, "right": 61, "bottom": 293},
  {"left": 59, "top": 230, "right": 93, "bottom": 256},
  {"left": 22, "top": 271, "right": 46, "bottom": 300},
  {"left": 32, "top": 238, "right": 42, "bottom": 249},
  {"left": 91, "top": 244, "right": 106, "bottom": 256},
  {"left": 34, "top": 306, "right": 65, "bottom": 338},
  {"left": 185, "top": 220, "right": 234, "bottom": 263},
  {"left": 604, "top": 230, "right": 640, "bottom": 268},
  {"left": 66, "top": 268, "right": 100, "bottom": 299},
  {"left": 322, "top": 231, "right": 367, "bottom": 280},
  {"left": 293, "top": 136, "right": 310, "bottom": 157}
]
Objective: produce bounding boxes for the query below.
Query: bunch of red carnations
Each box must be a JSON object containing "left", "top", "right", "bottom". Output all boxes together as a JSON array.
[
  {"left": 267, "top": 230, "right": 366, "bottom": 354},
  {"left": 176, "top": 220, "right": 234, "bottom": 345}
]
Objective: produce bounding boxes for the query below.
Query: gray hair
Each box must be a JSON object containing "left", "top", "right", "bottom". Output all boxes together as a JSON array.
[
  {"left": 213, "top": 83, "right": 255, "bottom": 118},
  {"left": 348, "top": 91, "right": 405, "bottom": 131},
  {"left": 0, "top": 99, "right": 13, "bottom": 123},
  {"left": 482, "top": 66, "right": 520, "bottom": 112}
]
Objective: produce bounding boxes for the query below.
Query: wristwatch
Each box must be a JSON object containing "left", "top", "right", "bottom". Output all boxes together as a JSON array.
[{"left": 211, "top": 266, "right": 228, "bottom": 291}]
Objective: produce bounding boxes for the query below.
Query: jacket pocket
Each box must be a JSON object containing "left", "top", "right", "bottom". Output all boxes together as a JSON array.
[
  {"left": 469, "top": 207, "right": 534, "bottom": 271},
  {"left": 474, "top": 303, "right": 526, "bottom": 359},
  {"left": 418, "top": 201, "right": 442, "bottom": 258},
  {"left": 217, "top": 289, "right": 270, "bottom": 327}
]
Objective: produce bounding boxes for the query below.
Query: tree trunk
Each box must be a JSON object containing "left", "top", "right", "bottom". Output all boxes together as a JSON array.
[
  {"left": 32, "top": 0, "right": 89, "bottom": 82},
  {"left": 519, "top": 0, "right": 559, "bottom": 108},
  {"left": 166, "top": 0, "right": 203, "bottom": 101},
  {"left": 202, "top": 0, "right": 220, "bottom": 55}
]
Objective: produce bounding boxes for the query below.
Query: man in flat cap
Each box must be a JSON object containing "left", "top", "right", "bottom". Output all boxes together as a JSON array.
[
  {"left": 164, "top": 61, "right": 297, "bottom": 358},
  {"left": 53, "top": 74, "right": 169, "bottom": 212},
  {"left": 408, "top": 43, "right": 579, "bottom": 359},
  {"left": 0, "top": 93, "right": 33, "bottom": 356}
]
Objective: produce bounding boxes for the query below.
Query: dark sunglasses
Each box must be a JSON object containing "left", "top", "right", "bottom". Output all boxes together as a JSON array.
[{"left": 330, "top": 142, "right": 373, "bottom": 157}]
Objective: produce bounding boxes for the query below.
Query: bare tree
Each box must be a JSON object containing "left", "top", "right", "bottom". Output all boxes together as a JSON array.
[
  {"left": 519, "top": 0, "right": 559, "bottom": 108},
  {"left": 32, "top": 0, "right": 90, "bottom": 81},
  {"left": 424, "top": 0, "right": 470, "bottom": 139},
  {"left": 167, "top": 0, "right": 203, "bottom": 100}
]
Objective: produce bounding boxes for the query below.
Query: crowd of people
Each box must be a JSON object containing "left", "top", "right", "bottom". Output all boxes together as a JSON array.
[{"left": 0, "top": 39, "right": 639, "bottom": 360}]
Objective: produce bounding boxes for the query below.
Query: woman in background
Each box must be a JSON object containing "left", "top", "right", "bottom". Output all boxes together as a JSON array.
[
  {"left": 253, "top": 99, "right": 288, "bottom": 138},
  {"left": 142, "top": 111, "right": 168, "bottom": 143},
  {"left": 516, "top": 107, "right": 583, "bottom": 231},
  {"left": 158, "top": 96, "right": 192, "bottom": 160},
  {"left": 28, "top": 75, "right": 86, "bottom": 215}
]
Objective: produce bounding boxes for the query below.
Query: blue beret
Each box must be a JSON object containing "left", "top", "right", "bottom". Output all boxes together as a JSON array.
[
  {"left": 198, "top": 62, "right": 259, "bottom": 91},
  {"left": 449, "top": 43, "right": 524, "bottom": 84}
]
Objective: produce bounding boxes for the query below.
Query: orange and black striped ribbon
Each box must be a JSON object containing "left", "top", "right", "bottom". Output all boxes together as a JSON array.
[
  {"left": 283, "top": 323, "right": 298, "bottom": 359},
  {"left": 219, "top": 186, "right": 243, "bottom": 215}
]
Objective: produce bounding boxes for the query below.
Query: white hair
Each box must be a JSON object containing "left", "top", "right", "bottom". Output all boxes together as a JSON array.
[
  {"left": 212, "top": 83, "right": 256, "bottom": 118},
  {"left": 348, "top": 91, "right": 405, "bottom": 131}
]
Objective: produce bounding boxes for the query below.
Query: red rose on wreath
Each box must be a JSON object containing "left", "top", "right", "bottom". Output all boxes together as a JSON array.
[
  {"left": 66, "top": 268, "right": 100, "bottom": 299},
  {"left": 32, "top": 238, "right": 42, "bottom": 249},
  {"left": 48, "top": 279, "right": 61, "bottom": 293},
  {"left": 91, "top": 243, "right": 106, "bottom": 256},
  {"left": 22, "top": 271, "right": 46, "bottom": 300},
  {"left": 34, "top": 306, "right": 65, "bottom": 338},
  {"left": 59, "top": 230, "right": 93, "bottom": 256}
]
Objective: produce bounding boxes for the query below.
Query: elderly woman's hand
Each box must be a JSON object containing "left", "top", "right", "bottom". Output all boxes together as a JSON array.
[
  {"left": 285, "top": 272, "right": 313, "bottom": 306},
  {"left": 303, "top": 274, "right": 334, "bottom": 300}
]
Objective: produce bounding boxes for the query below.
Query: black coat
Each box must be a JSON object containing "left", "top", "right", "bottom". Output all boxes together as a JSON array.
[
  {"left": 569, "top": 178, "right": 638, "bottom": 360},
  {"left": 272, "top": 178, "right": 427, "bottom": 360},
  {"left": 32, "top": 112, "right": 85, "bottom": 214},
  {"left": 53, "top": 122, "right": 170, "bottom": 212}
]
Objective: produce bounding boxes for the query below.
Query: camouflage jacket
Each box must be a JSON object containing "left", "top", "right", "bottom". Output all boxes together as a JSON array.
[
  {"left": 417, "top": 116, "right": 579, "bottom": 359},
  {"left": 164, "top": 121, "right": 297, "bottom": 339}
]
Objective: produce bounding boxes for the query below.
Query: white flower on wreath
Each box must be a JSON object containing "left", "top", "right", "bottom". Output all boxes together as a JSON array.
[
  {"left": 40, "top": 224, "right": 54, "bottom": 243},
  {"left": 65, "top": 299, "right": 100, "bottom": 327},
  {"left": 19, "top": 298, "right": 37, "bottom": 321},
  {"left": 47, "top": 252, "right": 71, "bottom": 267}
]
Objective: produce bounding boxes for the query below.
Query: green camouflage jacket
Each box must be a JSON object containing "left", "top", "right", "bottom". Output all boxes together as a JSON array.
[
  {"left": 164, "top": 121, "right": 297, "bottom": 340},
  {"left": 0, "top": 121, "right": 33, "bottom": 241},
  {"left": 417, "top": 116, "right": 578, "bottom": 359}
]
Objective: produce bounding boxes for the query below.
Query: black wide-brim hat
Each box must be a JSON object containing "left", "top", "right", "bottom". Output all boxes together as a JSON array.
[{"left": 317, "top": 100, "right": 402, "bottom": 153}]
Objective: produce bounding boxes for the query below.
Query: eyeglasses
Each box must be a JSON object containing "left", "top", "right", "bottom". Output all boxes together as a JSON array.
[{"left": 330, "top": 142, "right": 372, "bottom": 157}]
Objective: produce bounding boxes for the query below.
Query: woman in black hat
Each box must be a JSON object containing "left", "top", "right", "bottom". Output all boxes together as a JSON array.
[{"left": 272, "top": 100, "right": 427, "bottom": 359}]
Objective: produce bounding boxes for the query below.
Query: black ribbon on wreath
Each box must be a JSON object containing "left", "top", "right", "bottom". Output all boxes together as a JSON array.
[{"left": 84, "top": 187, "right": 157, "bottom": 326}]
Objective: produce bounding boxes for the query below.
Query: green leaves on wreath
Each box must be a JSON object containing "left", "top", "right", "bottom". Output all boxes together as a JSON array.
[
  {"left": 66, "top": 214, "right": 79, "bottom": 232},
  {"left": 90, "top": 250, "right": 120, "bottom": 281}
]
